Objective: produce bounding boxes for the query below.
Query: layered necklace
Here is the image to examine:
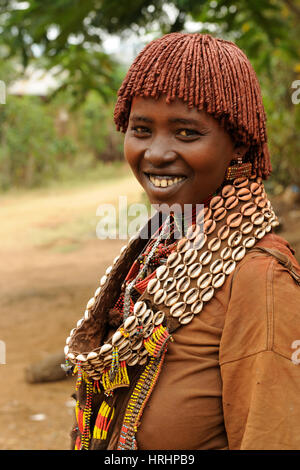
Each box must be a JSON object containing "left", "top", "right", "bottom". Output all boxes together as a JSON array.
[{"left": 64, "top": 174, "right": 279, "bottom": 450}]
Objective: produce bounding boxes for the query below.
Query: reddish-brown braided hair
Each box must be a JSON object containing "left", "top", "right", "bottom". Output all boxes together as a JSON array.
[{"left": 114, "top": 33, "right": 272, "bottom": 179}]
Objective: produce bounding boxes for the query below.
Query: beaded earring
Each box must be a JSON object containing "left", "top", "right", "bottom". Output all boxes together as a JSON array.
[{"left": 225, "top": 154, "right": 252, "bottom": 181}]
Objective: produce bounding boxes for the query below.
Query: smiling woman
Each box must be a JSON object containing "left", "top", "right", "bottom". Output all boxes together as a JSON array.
[{"left": 65, "top": 33, "right": 300, "bottom": 451}]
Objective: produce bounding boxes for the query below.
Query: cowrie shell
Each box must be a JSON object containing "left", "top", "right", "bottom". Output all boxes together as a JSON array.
[
  {"left": 186, "top": 223, "right": 201, "bottom": 240},
  {"left": 241, "top": 221, "right": 253, "bottom": 234},
  {"left": 170, "top": 301, "right": 186, "bottom": 318},
  {"left": 131, "top": 337, "right": 144, "bottom": 351},
  {"left": 232, "top": 245, "right": 246, "bottom": 261},
  {"left": 199, "top": 250, "right": 212, "bottom": 265},
  {"left": 143, "top": 324, "right": 154, "bottom": 339},
  {"left": 197, "top": 272, "right": 213, "bottom": 289},
  {"left": 86, "top": 297, "right": 95, "bottom": 310},
  {"left": 254, "top": 227, "right": 266, "bottom": 239},
  {"left": 103, "top": 354, "right": 113, "bottom": 365},
  {"left": 163, "top": 277, "right": 176, "bottom": 292},
  {"left": 210, "top": 259, "right": 223, "bottom": 275},
  {"left": 241, "top": 202, "right": 257, "bottom": 217},
  {"left": 196, "top": 207, "right": 211, "bottom": 224},
  {"left": 105, "top": 265, "right": 113, "bottom": 275},
  {"left": 77, "top": 318, "right": 84, "bottom": 328},
  {"left": 64, "top": 345, "right": 69, "bottom": 355},
  {"left": 191, "top": 299, "right": 203, "bottom": 314},
  {"left": 177, "top": 238, "right": 192, "bottom": 253},
  {"left": 113, "top": 255, "right": 120, "bottom": 265},
  {"left": 192, "top": 233, "right": 207, "bottom": 250},
  {"left": 112, "top": 330, "right": 123, "bottom": 346},
  {"left": 208, "top": 237, "right": 221, "bottom": 252},
  {"left": 255, "top": 196, "right": 267, "bottom": 208},
  {"left": 173, "top": 264, "right": 187, "bottom": 279},
  {"left": 147, "top": 278, "right": 161, "bottom": 295},
  {"left": 156, "top": 264, "right": 169, "bottom": 281},
  {"left": 218, "top": 224, "right": 230, "bottom": 240},
  {"left": 200, "top": 286, "right": 214, "bottom": 302},
  {"left": 243, "top": 236, "right": 256, "bottom": 248},
  {"left": 134, "top": 301, "right": 147, "bottom": 317},
  {"left": 165, "top": 291, "right": 180, "bottom": 307},
  {"left": 220, "top": 246, "right": 232, "bottom": 260},
  {"left": 87, "top": 351, "right": 98, "bottom": 361},
  {"left": 204, "top": 219, "right": 216, "bottom": 234},
  {"left": 100, "top": 275, "right": 107, "bottom": 286},
  {"left": 262, "top": 208, "right": 273, "bottom": 219},
  {"left": 213, "top": 206, "right": 227, "bottom": 221},
  {"left": 94, "top": 287, "right": 101, "bottom": 298},
  {"left": 67, "top": 353, "right": 75, "bottom": 361},
  {"left": 183, "top": 248, "right": 198, "bottom": 266},
  {"left": 153, "top": 289, "right": 166, "bottom": 305},
  {"left": 223, "top": 259, "right": 236, "bottom": 275},
  {"left": 233, "top": 177, "right": 249, "bottom": 188},
  {"left": 118, "top": 339, "right": 130, "bottom": 352},
  {"left": 127, "top": 355, "right": 139, "bottom": 367},
  {"left": 100, "top": 343, "right": 113, "bottom": 356},
  {"left": 176, "top": 276, "right": 191, "bottom": 293},
  {"left": 84, "top": 310, "right": 90, "bottom": 320},
  {"left": 228, "top": 230, "right": 242, "bottom": 247},
  {"left": 222, "top": 185, "right": 235, "bottom": 198},
  {"left": 210, "top": 195, "right": 224, "bottom": 210},
  {"left": 187, "top": 262, "right": 202, "bottom": 278},
  {"left": 227, "top": 212, "right": 243, "bottom": 228},
  {"left": 212, "top": 272, "right": 226, "bottom": 288},
  {"left": 237, "top": 187, "right": 251, "bottom": 201},
  {"left": 265, "top": 224, "right": 272, "bottom": 233},
  {"left": 120, "top": 245, "right": 127, "bottom": 254},
  {"left": 141, "top": 309, "right": 153, "bottom": 326},
  {"left": 225, "top": 195, "right": 239, "bottom": 210},
  {"left": 124, "top": 315, "right": 138, "bottom": 332},
  {"left": 250, "top": 182, "right": 262, "bottom": 196},
  {"left": 179, "top": 312, "right": 194, "bottom": 325},
  {"left": 251, "top": 212, "right": 265, "bottom": 226},
  {"left": 76, "top": 354, "right": 87, "bottom": 362},
  {"left": 119, "top": 350, "right": 132, "bottom": 362},
  {"left": 167, "top": 251, "right": 182, "bottom": 268},
  {"left": 183, "top": 287, "right": 199, "bottom": 304},
  {"left": 153, "top": 310, "right": 165, "bottom": 326}
]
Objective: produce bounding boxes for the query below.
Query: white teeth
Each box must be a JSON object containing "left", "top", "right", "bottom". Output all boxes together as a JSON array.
[{"left": 149, "top": 175, "right": 184, "bottom": 188}]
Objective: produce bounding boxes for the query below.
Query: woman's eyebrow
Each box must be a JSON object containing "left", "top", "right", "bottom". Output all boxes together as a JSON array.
[
  {"left": 130, "top": 114, "right": 153, "bottom": 123},
  {"left": 168, "top": 117, "right": 202, "bottom": 126}
]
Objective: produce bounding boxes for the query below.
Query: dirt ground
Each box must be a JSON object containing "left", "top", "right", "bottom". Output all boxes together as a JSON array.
[{"left": 0, "top": 174, "right": 299, "bottom": 450}]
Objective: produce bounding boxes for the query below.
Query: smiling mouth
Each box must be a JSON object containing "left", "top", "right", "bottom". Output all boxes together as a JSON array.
[{"left": 145, "top": 173, "right": 186, "bottom": 188}]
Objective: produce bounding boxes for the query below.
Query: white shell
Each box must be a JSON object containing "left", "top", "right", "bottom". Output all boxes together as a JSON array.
[
  {"left": 156, "top": 264, "right": 169, "bottom": 281},
  {"left": 192, "top": 233, "right": 207, "bottom": 250},
  {"left": 86, "top": 297, "right": 95, "bottom": 310},
  {"left": 187, "top": 262, "right": 202, "bottom": 279},
  {"left": 183, "top": 287, "right": 199, "bottom": 304},
  {"left": 76, "top": 354, "right": 87, "bottom": 362},
  {"left": 243, "top": 236, "right": 256, "bottom": 248},
  {"left": 208, "top": 237, "right": 221, "bottom": 252},
  {"left": 77, "top": 318, "right": 84, "bottom": 328},
  {"left": 100, "top": 275, "right": 107, "bottom": 286},
  {"left": 112, "top": 330, "right": 123, "bottom": 346},
  {"left": 191, "top": 299, "right": 203, "bottom": 314},
  {"left": 153, "top": 289, "right": 167, "bottom": 304},
  {"left": 94, "top": 286, "right": 101, "bottom": 297},
  {"left": 220, "top": 246, "right": 232, "bottom": 260},
  {"left": 147, "top": 278, "right": 161, "bottom": 295},
  {"left": 212, "top": 272, "right": 226, "bottom": 288},
  {"left": 163, "top": 277, "right": 176, "bottom": 292},
  {"left": 105, "top": 265, "right": 113, "bottom": 275},
  {"left": 228, "top": 231, "right": 242, "bottom": 248},
  {"left": 179, "top": 312, "right": 194, "bottom": 325},
  {"left": 120, "top": 245, "right": 127, "bottom": 254},
  {"left": 87, "top": 351, "right": 98, "bottom": 360},
  {"left": 173, "top": 264, "right": 187, "bottom": 279},
  {"left": 124, "top": 315, "right": 138, "bottom": 331},
  {"left": 84, "top": 309, "right": 90, "bottom": 320},
  {"left": 199, "top": 250, "right": 213, "bottom": 265},
  {"left": 232, "top": 245, "right": 246, "bottom": 261},
  {"left": 200, "top": 286, "right": 214, "bottom": 302},
  {"left": 67, "top": 353, "right": 75, "bottom": 360},
  {"left": 64, "top": 345, "right": 69, "bottom": 355},
  {"left": 210, "top": 259, "right": 223, "bottom": 275},
  {"left": 183, "top": 248, "right": 198, "bottom": 266},
  {"left": 100, "top": 343, "right": 113, "bottom": 355},
  {"left": 170, "top": 301, "right": 186, "bottom": 318},
  {"left": 134, "top": 301, "right": 147, "bottom": 317},
  {"left": 197, "top": 272, "right": 213, "bottom": 289},
  {"left": 223, "top": 259, "right": 236, "bottom": 275}
]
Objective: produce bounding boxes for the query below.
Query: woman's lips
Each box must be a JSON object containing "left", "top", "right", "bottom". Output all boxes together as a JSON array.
[{"left": 142, "top": 172, "right": 187, "bottom": 199}]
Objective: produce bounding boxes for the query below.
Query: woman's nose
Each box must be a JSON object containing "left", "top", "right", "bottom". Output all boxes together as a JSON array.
[{"left": 144, "top": 142, "right": 177, "bottom": 166}]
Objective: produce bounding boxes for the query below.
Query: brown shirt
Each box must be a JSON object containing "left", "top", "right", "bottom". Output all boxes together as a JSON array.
[
  {"left": 70, "top": 232, "right": 300, "bottom": 450},
  {"left": 136, "top": 233, "right": 300, "bottom": 450}
]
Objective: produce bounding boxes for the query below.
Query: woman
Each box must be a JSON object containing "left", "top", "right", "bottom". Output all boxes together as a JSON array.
[{"left": 64, "top": 33, "right": 300, "bottom": 450}]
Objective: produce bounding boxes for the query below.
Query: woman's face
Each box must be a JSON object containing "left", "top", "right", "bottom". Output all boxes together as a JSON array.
[{"left": 124, "top": 95, "right": 242, "bottom": 208}]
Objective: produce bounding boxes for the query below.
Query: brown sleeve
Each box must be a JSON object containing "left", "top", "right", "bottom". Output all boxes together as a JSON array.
[{"left": 220, "top": 252, "right": 300, "bottom": 449}]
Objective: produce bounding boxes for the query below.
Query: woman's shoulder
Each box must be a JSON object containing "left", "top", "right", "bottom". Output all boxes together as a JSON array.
[{"left": 220, "top": 232, "right": 300, "bottom": 365}]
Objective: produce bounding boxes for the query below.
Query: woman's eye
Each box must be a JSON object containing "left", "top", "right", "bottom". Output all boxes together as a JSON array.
[
  {"left": 177, "top": 129, "right": 200, "bottom": 138},
  {"left": 132, "top": 126, "right": 151, "bottom": 135}
]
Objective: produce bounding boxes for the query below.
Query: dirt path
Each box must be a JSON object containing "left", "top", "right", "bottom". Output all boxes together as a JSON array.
[
  {"left": 0, "top": 174, "right": 142, "bottom": 450},
  {"left": 0, "top": 175, "right": 299, "bottom": 450}
]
